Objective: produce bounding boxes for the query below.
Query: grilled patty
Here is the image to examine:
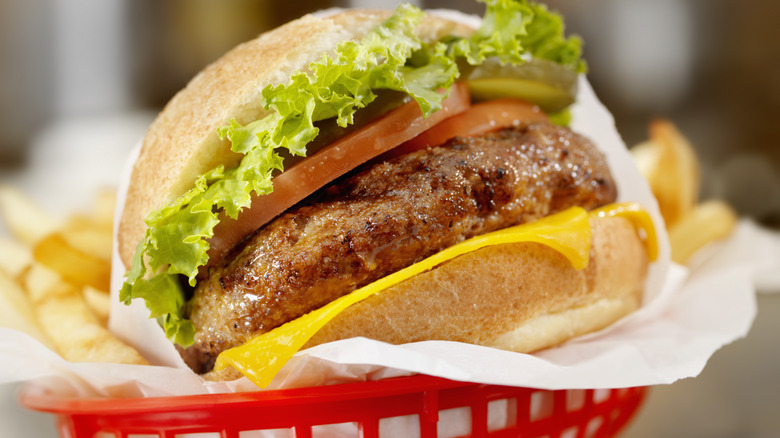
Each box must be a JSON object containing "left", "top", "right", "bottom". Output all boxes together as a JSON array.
[{"left": 183, "top": 121, "right": 617, "bottom": 373}]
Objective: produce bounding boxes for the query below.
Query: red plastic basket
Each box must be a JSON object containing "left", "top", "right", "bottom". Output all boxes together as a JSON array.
[{"left": 20, "top": 375, "right": 646, "bottom": 438}]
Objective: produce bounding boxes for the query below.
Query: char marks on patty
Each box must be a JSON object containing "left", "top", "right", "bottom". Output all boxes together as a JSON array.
[{"left": 183, "top": 121, "right": 617, "bottom": 373}]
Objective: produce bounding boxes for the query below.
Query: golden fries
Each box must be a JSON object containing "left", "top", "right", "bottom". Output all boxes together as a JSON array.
[
  {"left": 61, "top": 215, "right": 114, "bottom": 262},
  {"left": 33, "top": 232, "right": 112, "bottom": 291},
  {"left": 648, "top": 119, "right": 700, "bottom": 227},
  {"left": 0, "top": 270, "right": 52, "bottom": 348},
  {"left": 669, "top": 200, "right": 739, "bottom": 264},
  {"left": 632, "top": 119, "right": 738, "bottom": 263},
  {"left": 0, "top": 236, "right": 32, "bottom": 279},
  {"left": 0, "top": 187, "right": 148, "bottom": 365},
  {"left": 83, "top": 285, "right": 111, "bottom": 327},
  {"left": 0, "top": 185, "right": 60, "bottom": 245},
  {"left": 22, "top": 263, "right": 147, "bottom": 364}
]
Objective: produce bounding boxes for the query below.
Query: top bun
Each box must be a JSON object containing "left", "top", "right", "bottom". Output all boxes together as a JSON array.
[{"left": 117, "top": 10, "right": 476, "bottom": 268}]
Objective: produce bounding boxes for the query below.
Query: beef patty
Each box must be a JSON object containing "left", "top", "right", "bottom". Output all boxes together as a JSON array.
[{"left": 183, "top": 121, "right": 617, "bottom": 373}]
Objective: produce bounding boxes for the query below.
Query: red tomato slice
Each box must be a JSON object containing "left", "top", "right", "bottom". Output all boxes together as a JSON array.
[
  {"left": 205, "top": 82, "right": 471, "bottom": 270},
  {"left": 392, "top": 98, "right": 549, "bottom": 157}
]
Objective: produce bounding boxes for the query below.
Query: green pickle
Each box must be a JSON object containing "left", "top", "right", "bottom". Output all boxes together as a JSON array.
[{"left": 465, "top": 58, "right": 578, "bottom": 113}]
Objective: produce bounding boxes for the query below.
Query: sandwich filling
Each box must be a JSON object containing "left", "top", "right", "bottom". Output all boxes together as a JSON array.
[{"left": 183, "top": 120, "right": 616, "bottom": 373}]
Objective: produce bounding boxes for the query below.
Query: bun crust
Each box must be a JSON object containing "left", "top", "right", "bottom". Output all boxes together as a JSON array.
[
  {"left": 206, "top": 215, "right": 648, "bottom": 381},
  {"left": 117, "top": 10, "right": 475, "bottom": 268}
]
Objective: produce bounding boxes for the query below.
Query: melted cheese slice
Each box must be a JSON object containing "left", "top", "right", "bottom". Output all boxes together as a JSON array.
[
  {"left": 592, "top": 202, "right": 658, "bottom": 261},
  {"left": 214, "top": 203, "right": 655, "bottom": 387}
]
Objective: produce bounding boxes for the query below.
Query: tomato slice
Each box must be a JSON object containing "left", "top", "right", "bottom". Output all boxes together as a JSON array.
[
  {"left": 393, "top": 98, "right": 549, "bottom": 156},
  {"left": 204, "top": 82, "right": 471, "bottom": 270}
]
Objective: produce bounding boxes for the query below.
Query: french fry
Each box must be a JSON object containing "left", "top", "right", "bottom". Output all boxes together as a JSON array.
[
  {"left": 82, "top": 285, "right": 111, "bottom": 327},
  {"left": 0, "top": 236, "right": 32, "bottom": 278},
  {"left": 0, "top": 187, "right": 149, "bottom": 365},
  {"left": 0, "top": 185, "right": 60, "bottom": 245},
  {"left": 630, "top": 140, "right": 662, "bottom": 185},
  {"left": 632, "top": 120, "right": 738, "bottom": 265},
  {"left": 0, "top": 270, "right": 52, "bottom": 348},
  {"left": 23, "top": 262, "right": 74, "bottom": 304},
  {"left": 32, "top": 232, "right": 112, "bottom": 291},
  {"left": 669, "top": 200, "right": 739, "bottom": 264},
  {"left": 647, "top": 119, "right": 700, "bottom": 227},
  {"left": 22, "top": 263, "right": 148, "bottom": 365},
  {"left": 61, "top": 215, "right": 113, "bottom": 262}
]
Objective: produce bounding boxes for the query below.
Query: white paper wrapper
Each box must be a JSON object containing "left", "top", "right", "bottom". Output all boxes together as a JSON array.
[{"left": 0, "top": 75, "right": 769, "bottom": 398}]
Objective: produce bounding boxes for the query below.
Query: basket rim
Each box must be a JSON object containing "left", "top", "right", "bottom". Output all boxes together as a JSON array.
[{"left": 18, "top": 374, "right": 480, "bottom": 415}]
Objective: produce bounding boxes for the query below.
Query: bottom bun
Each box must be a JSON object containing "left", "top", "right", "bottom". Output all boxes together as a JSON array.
[
  {"left": 306, "top": 214, "right": 648, "bottom": 350},
  {"left": 207, "top": 215, "right": 648, "bottom": 381}
]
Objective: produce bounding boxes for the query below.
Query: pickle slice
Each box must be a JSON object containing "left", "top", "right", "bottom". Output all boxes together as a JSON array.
[{"left": 466, "top": 58, "right": 578, "bottom": 113}]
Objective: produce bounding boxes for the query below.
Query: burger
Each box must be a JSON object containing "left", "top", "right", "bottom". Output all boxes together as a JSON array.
[{"left": 116, "top": 0, "right": 658, "bottom": 386}]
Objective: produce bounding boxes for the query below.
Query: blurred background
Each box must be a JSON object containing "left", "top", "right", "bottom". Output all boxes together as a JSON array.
[{"left": 1, "top": 0, "right": 778, "bottom": 437}]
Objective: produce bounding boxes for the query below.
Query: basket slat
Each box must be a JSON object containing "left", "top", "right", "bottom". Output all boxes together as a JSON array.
[{"left": 20, "top": 375, "right": 646, "bottom": 438}]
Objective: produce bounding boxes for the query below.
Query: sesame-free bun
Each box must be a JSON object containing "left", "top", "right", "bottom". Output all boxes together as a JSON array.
[{"left": 117, "top": 10, "right": 476, "bottom": 268}]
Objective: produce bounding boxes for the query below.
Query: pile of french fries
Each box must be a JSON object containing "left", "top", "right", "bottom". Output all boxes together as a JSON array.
[
  {"left": 632, "top": 119, "right": 738, "bottom": 264},
  {"left": 0, "top": 186, "right": 147, "bottom": 365}
]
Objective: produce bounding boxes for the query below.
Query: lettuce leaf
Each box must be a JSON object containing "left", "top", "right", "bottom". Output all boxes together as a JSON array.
[
  {"left": 448, "top": 0, "right": 585, "bottom": 72},
  {"left": 121, "top": 1, "right": 586, "bottom": 347}
]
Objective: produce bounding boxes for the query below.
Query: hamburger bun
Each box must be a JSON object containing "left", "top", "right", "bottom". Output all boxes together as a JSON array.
[{"left": 305, "top": 215, "right": 648, "bottom": 351}]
